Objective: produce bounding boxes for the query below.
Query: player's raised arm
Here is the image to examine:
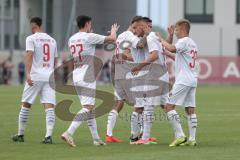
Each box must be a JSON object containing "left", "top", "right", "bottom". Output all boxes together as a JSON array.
[
  {"left": 166, "top": 25, "right": 174, "bottom": 44},
  {"left": 163, "top": 50, "right": 175, "bottom": 60},
  {"left": 104, "top": 23, "right": 120, "bottom": 43},
  {"left": 155, "top": 32, "right": 176, "bottom": 53},
  {"left": 160, "top": 38, "right": 177, "bottom": 53}
]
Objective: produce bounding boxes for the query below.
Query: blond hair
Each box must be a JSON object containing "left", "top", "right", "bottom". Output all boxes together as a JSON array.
[{"left": 176, "top": 19, "right": 191, "bottom": 34}]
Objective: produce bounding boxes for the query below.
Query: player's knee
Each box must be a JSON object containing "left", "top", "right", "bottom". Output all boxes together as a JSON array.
[
  {"left": 185, "top": 107, "right": 195, "bottom": 115},
  {"left": 22, "top": 102, "right": 31, "bottom": 109},
  {"left": 114, "top": 101, "right": 124, "bottom": 112},
  {"left": 160, "top": 105, "right": 165, "bottom": 109},
  {"left": 134, "top": 107, "right": 143, "bottom": 113},
  {"left": 43, "top": 103, "right": 55, "bottom": 109},
  {"left": 83, "top": 105, "right": 94, "bottom": 111},
  {"left": 164, "top": 103, "right": 174, "bottom": 113}
]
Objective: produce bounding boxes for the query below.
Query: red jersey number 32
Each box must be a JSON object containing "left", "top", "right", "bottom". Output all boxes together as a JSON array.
[{"left": 189, "top": 50, "right": 197, "bottom": 68}]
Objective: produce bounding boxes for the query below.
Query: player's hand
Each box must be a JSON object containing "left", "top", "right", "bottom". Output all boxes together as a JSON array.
[
  {"left": 131, "top": 66, "right": 142, "bottom": 75},
  {"left": 168, "top": 25, "right": 175, "bottom": 36},
  {"left": 111, "top": 23, "right": 120, "bottom": 33},
  {"left": 155, "top": 32, "right": 161, "bottom": 39},
  {"left": 26, "top": 74, "right": 33, "bottom": 86},
  {"left": 155, "top": 32, "right": 164, "bottom": 42}
]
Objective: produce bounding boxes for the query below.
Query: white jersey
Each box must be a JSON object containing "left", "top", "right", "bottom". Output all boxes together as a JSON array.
[
  {"left": 147, "top": 32, "right": 166, "bottom": 65},
  {"left": 175, "top": 37, "right": 198, "bottom": 87},
  {"left": 147, "top": 32, "right": 169, "bottom": 83},
  {"left": 26, "top": 32, "right": 58, "bottom": 81},
  {"left": 68, "top": 32, "right": 106, "bottom": 82},
  {"left": 116, "top": 30, "right": 139, "bottom": 54},
  {"left": 131, "top": 43, "right": 147, "bottom": 63}
]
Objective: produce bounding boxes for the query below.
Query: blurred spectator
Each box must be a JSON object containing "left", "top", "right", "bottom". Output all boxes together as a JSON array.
[
  {"left": 101, "top": 59, "right": 111, "bottom": 83},
  {"left": 0, "top": 60, "right": 3, "bottom": 84},
  {"left": 2, "top": 60, "right": 8, "bottom": 84},
  {"left": 18, "top": 61, "right": 25, "bottom": 85},
  {"left": 2, "top": 57, "right": 14, "bottom": 85},
  {"left": 62, "top": 60, "right": 69, "bottom": 85}
]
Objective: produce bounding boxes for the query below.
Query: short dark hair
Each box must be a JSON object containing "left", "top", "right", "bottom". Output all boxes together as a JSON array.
[
  {"left": 131, "top": 16, "right": 143, "bottom": 24},
  {"left": 76, "top": 15, "right": 92, "bottom": 29},
  {"left": 142, "top": 17, "right": 152, "bottom": 23},
  {"left": 30, "top": 17, "right": 42, "bottom": 27},
  {"left": 175, "top": 19, "right": 191, "bottom": 34}
]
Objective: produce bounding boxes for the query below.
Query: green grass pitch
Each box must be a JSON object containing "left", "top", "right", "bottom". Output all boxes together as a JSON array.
[{"left": 0, "top": 85, "right": 240, "bottom": 160}]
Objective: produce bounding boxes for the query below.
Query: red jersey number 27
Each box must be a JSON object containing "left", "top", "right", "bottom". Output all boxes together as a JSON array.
[
  {"left": 71, "top": 44, "right": 83, "bottom": 63},
  {"left": 189, "top": 50, "right": 197, "bottom": 68}
]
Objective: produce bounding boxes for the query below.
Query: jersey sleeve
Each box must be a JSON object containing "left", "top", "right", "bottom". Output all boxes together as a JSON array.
[
  {"left": 128, "top": 34, "right": 139, "bottom": 49},
  {"left": 26, "top": 36, "right": 34, "bottom": 52},
  {"left": 147, "top": 36, "right": 159, "bottom": 53},
  {"left": 175, "top": 38, "right": 187, "bottom": 53},
  {"left": 88, "top": 33, "right": 106, "bottom": 45}
]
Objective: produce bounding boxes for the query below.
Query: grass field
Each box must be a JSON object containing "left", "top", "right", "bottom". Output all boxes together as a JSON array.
[{"left": 0, "top": 85, "right": 240, "bottom": 160}]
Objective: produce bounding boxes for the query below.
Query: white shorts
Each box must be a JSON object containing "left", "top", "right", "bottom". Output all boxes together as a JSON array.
[
  {"left": 74, "top": 80, "right": 96, "bottom": 106},
  {"left": 114, "top": 80, "right": 129, "bottom": 101},
  {"left": 21, "top": 81, "right": 56, "bottom": 105},
  {"left": 114, "top": 80, "right": 150, "bottom": 107},
  {"left": 133, "top": 84, "right": 168, "bottom": 107},
  {"left": 73, "top": 65, "right": 97, "bottom": 106},
  {"left": 167, "top": 84, "right": 196, "bottom": 107}
]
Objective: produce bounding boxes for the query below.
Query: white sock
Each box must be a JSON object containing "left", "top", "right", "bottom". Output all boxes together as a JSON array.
[
  {"left": 131, "top": 112, "right": 141, "bottom": 138},
  {"left": 67, "top": 108, "right": 89, "bottom": 136},
  {"left": 106, "top": 109, "right": 118, "bottom": 136},
  {"left": 187, "top": 114, "right": 197, "bottom": 141},
  {"left": 45, "top": 108, "right": 55, "bottom": 137},
  {"left": 138, "top": 112, "right": 143, "bottom": 135},
  {"left": 167, "top": 110, "right": 185, "bottom": 138},
  {"left": 142, "top": 106, "right": 154, "bottom": 141},
  {"left": 87, "top": 118, "right": 100, "bottom": 140},
  {"left": 18, "top": 106, "right": 30, "bottom": 135}
]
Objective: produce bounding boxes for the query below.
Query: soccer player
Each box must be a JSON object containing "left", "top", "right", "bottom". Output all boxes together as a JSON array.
[
  {"left": 159, "top": 19, "right": 198, "bottom": 147},
  {"left": 12, "top": 17, "right": 58, "bottom": 144},
  {"left": 106, "top": 16, "right": 151, "bottom": 143},
  {"left": 106, "top": 16, "right": 140, "bottom": 143},
  {"left": 131, "top": 17, "right": 171, "bottom": 144},
  {"left": 61, "top": 15, "right": 119, "bottom": 147}
]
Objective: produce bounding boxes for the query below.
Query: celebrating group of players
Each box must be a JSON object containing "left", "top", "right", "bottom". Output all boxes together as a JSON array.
[{"left": 12, "top": 15, "right": 199, "bottom": 148}]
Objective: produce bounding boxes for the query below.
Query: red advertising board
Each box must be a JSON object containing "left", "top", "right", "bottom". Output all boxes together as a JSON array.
[
  {"left": 198, "top": 57, "right": 240, "bottom": 84},
  {"left": 167, "top": 57, "right": 240, "bottom": 84}
]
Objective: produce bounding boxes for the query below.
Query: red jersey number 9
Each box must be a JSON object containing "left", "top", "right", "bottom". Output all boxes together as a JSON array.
[{"left": 43, "top": 44, "right": 50, "bottom": 62}]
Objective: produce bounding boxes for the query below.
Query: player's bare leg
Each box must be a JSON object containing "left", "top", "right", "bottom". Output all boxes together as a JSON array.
[
  {"left": 164, "top": 104, "right": 186, "bottom": 147},
  {"left": 62, "top": 105, "right": 105, "bottom": 147},
  {"left": 42, "top": 103, "right": 55, "bottom": 144},
  {"left": 106, "top": 100, "right": 124, "bottom": 143},
  {"left": 180, "top": 107, "right": 197, "bottom": 146},
  {"left": 12, "top": 102, "right": 31, "bottom": 142}
]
